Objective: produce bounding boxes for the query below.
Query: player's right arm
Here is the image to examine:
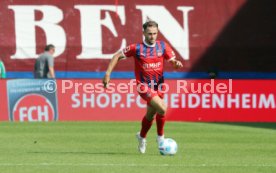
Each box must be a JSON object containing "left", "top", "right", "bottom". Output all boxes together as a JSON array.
[
  {"left": 103, "top": 44, "right": 136, "bottom": 88},
  {"left": 47, "top": 55, "right": 55, "bottom": 78},
  {"left": 49, "top": 67, "right": 55, "bottom": 78},
  {"left": 102, "top": 52, "right": 125, "bottom": 88}
]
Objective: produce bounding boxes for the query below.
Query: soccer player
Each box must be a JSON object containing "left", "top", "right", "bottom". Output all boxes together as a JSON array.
[
  {"left": 103, "top": 20, "right": 183, "bottom": 154},
  {"left": 34, "top": 44, "right": 56, "bottom": 79}
]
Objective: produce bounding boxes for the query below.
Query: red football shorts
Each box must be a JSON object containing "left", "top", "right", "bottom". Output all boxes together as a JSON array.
[{"left": 137, "top": 84, "right": 165, "bottom": 106}]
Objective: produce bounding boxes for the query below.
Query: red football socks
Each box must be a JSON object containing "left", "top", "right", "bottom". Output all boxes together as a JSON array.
[
  {"left": 140, "top": 116, "right": 154, "bottom": 138},
  {"left": 156, "top": 114, "right": 166, "bottom": 136}
]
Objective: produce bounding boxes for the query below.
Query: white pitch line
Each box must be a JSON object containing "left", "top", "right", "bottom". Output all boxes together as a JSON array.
[{"left": 0, "top": 163, "right": 276, "bottom": 167}]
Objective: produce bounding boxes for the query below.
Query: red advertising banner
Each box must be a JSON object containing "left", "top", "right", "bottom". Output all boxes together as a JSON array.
[
  {"left": 1, "top": 79, "right": 276, "bottom": 122},
  {"left": 0, "top": 80, "right": 9, "bottom": 120}
]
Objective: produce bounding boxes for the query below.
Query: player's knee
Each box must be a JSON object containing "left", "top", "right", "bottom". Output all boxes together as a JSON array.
[
  {"left": 157, "top": 105, "right": 167, "bottom": 115},
  {"left": 146, "top": 113, "right": 155, "bottom": 121}
]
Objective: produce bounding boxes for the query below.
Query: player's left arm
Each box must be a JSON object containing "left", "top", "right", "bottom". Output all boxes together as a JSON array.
[
  {"left": 164, "top": 43, "right": 183, "bottom": 69},
  {"left": 169, "top": 58, "right": 183, "bottom": 69}
]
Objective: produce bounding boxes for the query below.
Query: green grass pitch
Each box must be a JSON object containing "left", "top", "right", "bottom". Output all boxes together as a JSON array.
[{"left": 0, "top": 122, "right": 276, "bottom": 173}]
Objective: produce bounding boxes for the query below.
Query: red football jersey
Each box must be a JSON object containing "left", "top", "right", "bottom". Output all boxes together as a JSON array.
[{"left": 122, "top": 40, "right": 176, "bottom": 87}]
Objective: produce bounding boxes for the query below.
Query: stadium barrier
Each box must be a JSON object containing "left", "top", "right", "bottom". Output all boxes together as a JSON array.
[{"left": 0, "top": 79, "right": 275, "bottom": 122}]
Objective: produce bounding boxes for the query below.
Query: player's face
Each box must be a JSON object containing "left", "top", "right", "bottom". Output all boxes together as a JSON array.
[{"left": 143, "top": 27, "right": 158, "bottom": 45}]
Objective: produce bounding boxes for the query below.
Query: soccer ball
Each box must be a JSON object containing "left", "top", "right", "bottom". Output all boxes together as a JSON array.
[{"left": 158, "top": 138, "right": 178, "bottom": 155}]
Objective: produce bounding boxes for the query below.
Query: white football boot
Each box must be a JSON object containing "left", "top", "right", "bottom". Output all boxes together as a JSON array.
[
  {"left": 136, "top": 132, "right": 146, "bottom": 154},
  {"left": 157, "top": 135, "right": 165, "bottom": 145}
]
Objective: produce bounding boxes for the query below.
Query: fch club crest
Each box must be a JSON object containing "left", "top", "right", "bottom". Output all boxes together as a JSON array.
[{"left": 7, "top": 79, "right": 58, "bottom": 122}]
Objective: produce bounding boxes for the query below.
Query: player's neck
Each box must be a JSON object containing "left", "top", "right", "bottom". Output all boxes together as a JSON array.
[{"left": 143, "top": 40, "right": 156, "bottom": 47}]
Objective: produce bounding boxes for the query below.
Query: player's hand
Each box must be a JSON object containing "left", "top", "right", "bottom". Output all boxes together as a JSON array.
[
  {"left": 173, "top": 60, "right": 183, "bottom": 69},
  {"left": 102, "top": 74, "right": 110, "bottom": 88}
]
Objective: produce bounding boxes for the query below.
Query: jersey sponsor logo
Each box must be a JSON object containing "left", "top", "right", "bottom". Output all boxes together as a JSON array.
[{"left": 143, "top": 62, "right": 162, "bottom": 69}]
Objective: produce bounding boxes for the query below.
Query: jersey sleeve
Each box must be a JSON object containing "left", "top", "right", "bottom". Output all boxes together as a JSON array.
[
  {"left": 164, "top": 42, "right": 176, "bottom": 61},
  {"left": 121, "top": 44, "right": 136, "bottom": 59},
  {"left": 47, "top": 55, "right": 54, "bottom": 67}
]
